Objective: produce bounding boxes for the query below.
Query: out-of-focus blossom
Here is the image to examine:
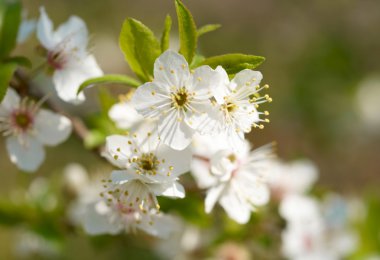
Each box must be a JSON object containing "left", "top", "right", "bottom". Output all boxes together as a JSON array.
[
  {"left": 36, "top": 7, "right": 103, "bottom": 104},
  {"left": 108, "top": 92, "right": 144, "bottom": 130},
  {"left": 280, "top": 194, "right": 357, "bottom": 260},
  {"left": 14, "top": 230, "right": 60, "bottom": 259},
  {"left": 192, "top": 139, "right": 273, "bottom": 224},
  {"left": 0, "top": 88, "right": 72, "bottom": 172},
  {"left": 356, "top": 75, "right": 380, "bottom": 131},
  {"left": 214, "top": 241, "right": 251, "bottom": 260},
  {"left": 17, "top": 12, "right": 36, "bottom": 44},
  {"left": 267, "top": 159, "right": 318, "bottom": 200},
  {"left": 212, "top": 66, "right": 271, "bottom": 151},
  {"left": 132, "top": 50, "right": 223, "bottom": 150}
]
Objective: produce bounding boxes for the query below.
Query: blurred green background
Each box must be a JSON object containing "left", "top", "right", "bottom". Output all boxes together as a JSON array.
[{"left": 1, "top": 0, "right": 380, "bottom": 258}]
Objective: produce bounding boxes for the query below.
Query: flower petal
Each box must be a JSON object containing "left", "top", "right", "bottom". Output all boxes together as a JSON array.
[
  {"left": 83, "top": 201, "right": 122, "bottom": 235},
  {"left": 150, "top": 181, "right": 185, "bottom": 198},
  {"left": 34, "top": 109, "right": 72, "bottom": 146},
  {"left": 111, "top": 170, "right": 138, "bottom": 184},
  {"left": 231, "top": 69, "right": 263, "bottom": 90},
  {"left": 189, "top": 66, "right": 221, "bottom": 97},
  {"left": 205, "top": 184, "right": 226, "bottom": 213},
  {"left": 108, "top": 102, "right": 143, "bottom": 129},
  {"left": 158, "top": 110, "right": 193, "bottom": 150},
  {"left": 53, "top": 55, "right": 103, "bottom": 104},
  {"left": 53, "top": 15, "right": 88, "bottom": 49},
  {"left": 153, "top": 50, "right": 190, "bottom": 90},
  {"left": 219, "top": 185, "right": 251, "bottom": 224},
  {"left": 156, "top": 143, "right": 191, "bottom": 176},
  {"left": 132, "top": 82, "right": 171, "bottom": 118},
  {"left": 1, "top": 88, "right": 20, "bottom": 111},
  {"left": 37, "top": 7, "right": 55, "bottom": 49},
  {"left": 5, "top": 136, "right": 45, "bottom": 172},
  {"left": 103, "top": 135, "right": 133, "bottom": 168}
]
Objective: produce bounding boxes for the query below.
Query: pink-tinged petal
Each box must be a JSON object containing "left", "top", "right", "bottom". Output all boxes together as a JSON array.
[
  {"left": 1, "top": 88, "right": 20, "bottom": 111},
  {"left": 53, "top": 55, "right": 103, "bottom": 104},
  {"left": 5, "top": 136, "right": 45, "bottom": 172},
  {"left": 205, "top": 184, "right": 226, "bottom": 213},
  {"left": 219, "top": 185, "right": 251, "bottom": 224},
  {"left": 132, "top": 82, "right": 171, "bottom": 118},
  {"left": 153, "top": 50, "right": 190, "bottom": 90},
  {"left": 103, "top": 135, "right": 133, "bottom": 168},
  {"left": 37, "top": 6, "right": 55, "bottom": 49},
  {"left": 158, "top": 110, "right": 193, "bottom": 150},
  {"left": 231, "top": 69, "right": 263, "bottom": 90},
  {"left": 34, "top": 109, "right": 72, "bottom": 146}
]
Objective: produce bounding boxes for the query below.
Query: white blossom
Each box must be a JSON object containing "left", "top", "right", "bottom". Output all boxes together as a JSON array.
[
  {"left": 36, "top": 7, "right": 103, "bottom": 104},
  {"left": 0, "top": 88, "right": 71, "bottom": 172},
  {"left": 132, "top": 50, "right": 223, "bottom": 150},
  {"left": 17, "top": 12, "right": 36, "bottom": 44},
  {"left": 192, "top": 139, "right": 273, "bottom": 224},
  {"left": 212, "top": 67, "right": 271, "bottom": 151}
]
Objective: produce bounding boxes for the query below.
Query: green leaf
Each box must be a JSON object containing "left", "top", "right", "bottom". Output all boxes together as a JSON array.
[
  {"left": 0, "top": 62, "right": 16, "bottom": 102},
  {"left": 160, "top": 15, "right": 172, "bottom": 52},
  {"left": 197, "top": 24, "right": 221, "bottom": 37},
  {"left": 4, "top": 56, "right": 32, "bottom": 68},
  {"left": 0, "top": 1, "right": 21, "bottom": 59},
  {"left": 200, "top": 53, "right": 265, "bottom": 74},
  {"left": 77, "top": 74, "right": 141, "bottom": 95},
  {"left": 175, "top": 0, "right": 197, "bottom": 64},
  {"left": 119, "top": 18, "right": 161, "bottom": 81}
]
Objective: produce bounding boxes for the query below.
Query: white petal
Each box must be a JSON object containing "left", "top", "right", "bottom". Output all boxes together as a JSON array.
[
  {"left": 205, "top": 184, "right": 225, "bottom": 213},
  {"left": 53, "top": 15, "right": 88, "bottom": 49},
  {"left": 138, "top": 212, "right": 180, "bottom": 239},
  {"left": 154, "top": 50, "right": 190, "bottom": 89},
  {"left": 190, "top": 159, "right": 217, "bottom": 189},
  {"left": 156, "top": 144, "right": 192, "bottom": 176},
  {"left": 5, "top": 136, "right": 45, "bottom": 172},
  {"left": 158, "top": 110, "right": 193, "bottom": 150},
  {"left": 238, "top": 175, "right": 270, "bottom": 206},
  {"left": 231, "top": 69, "right": 263, "bottom": 90},
  {"left": 151, "top": 181, "right": 185, "bottom": 198},
  {"left": 219, "top": 185, "right": 251, "bottom": 224},
  {"left": 83, "top": 201, "right": 122, "bottom": 235},
  {"left": 53, "top": 55, "right": 103, "bottom": 104},
  {"left": 1, "top": 88, "right": 20, "bottom": 111},
  {"left": 108, "top": 102, "right": 143, "bottom": 129},
  {"left": 37, "top": 7, "right": 55, "bottom": 49},
  {"left": 132, "top": 82, "right": 171, "bottom": 118},
  {"left": 17, "top": 18, "right": 36, "bottom": 44},
  {"left": 189, "top": 66, "right": 221, "bottom": 96},
  {"left": 213, "top": 66, "right": 230, "bottom": 104},
  {"left": 111, "top": 170, "right": 138, "bottom": 184},
  {"left": 103, "top": 135, "right": 133, "bottom": 168},
  {"left": 34, "top": 109, "right": 72, "bottom": 146}
]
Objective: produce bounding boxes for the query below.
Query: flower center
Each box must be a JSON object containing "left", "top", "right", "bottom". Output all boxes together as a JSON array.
[
  {"left": 138, "top": 153, "right": 159, "bottom": 172},
  {"left": 172, "top": 87, "right": 189, "bottom": 108},
  {"left": 223, "top": 101, "right": 238, "bottom": 113},
  {"left": 12, "top": 110, "right": 33, "bottom": 131},
  {"left": 47, "top": 51, "right": 66, "bottom": 70}
]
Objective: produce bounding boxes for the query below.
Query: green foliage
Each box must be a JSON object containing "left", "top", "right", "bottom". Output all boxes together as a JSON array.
[
  {"left": 77, "top": 74, "right": 141, "bottom": 95},
  {"left": 160, "top": 15, "right": 172, "bottom": 52},
  {"left": 3, "top": 56, "right": 32, "bottom": 68},
  {"left": 0, "top": 0, "right": 21, "bottom": 59},
  {"left": 0, "top": 62, "right": 16, "bottom": 101},
  {"left": 197, "top": 24, "right": 221, "bottom": 37},
  {"left": 175, "top": 0, "right": 197, "bottom": 64},
  {"left": 200, "top": 54, "right": 265, "bottom": 75},
  {"left": 119, "top": 18, "right": 161, "bottom": 82}
]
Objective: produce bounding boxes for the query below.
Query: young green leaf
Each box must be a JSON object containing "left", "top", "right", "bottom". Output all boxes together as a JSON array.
[
  {"left": 160, "top": 15, "right": 172, "bottom": 52},
  {"left": 77, "top": 74, "right": 141, "bottom": 95},
  {"left": 175, "top": 0, "right": 197, "bottom": 64},
  {"left": 0, "top": 62, "right": 17, "bottom": 102},
  {"left": 0, "top": 1, "right": 21, "bottom": 59},
  {"left": 197, "top": 24, "right": 221, "bottom": 37},
  {"left": 119, "top": 18, "right": 161, "bottom": 82},
  {"left": 3, "top": 56, "right": 32, "bottom": 68},
  {"left": 200, "top": 53, "right": 265, "bottom": 74}
]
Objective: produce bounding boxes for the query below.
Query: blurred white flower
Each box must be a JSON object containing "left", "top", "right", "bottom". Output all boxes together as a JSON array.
[
  {"left": 108, "top": 93, "right": 144, "bottom": 130},
  {"left": 280, "top": 194, "right": 357, "bottom": 260},
  {"left": 14, "top": 230, "right": 60, "bottom": 258},
  {"left": 37, "top": 6, "right": 103, "bottom": 104},
  {"left": 212, "top": 67, "right": 271, "bottom": 151},
  {"left": 132, "top": 50, "right": 223, "bottom": 150},
  {"left": 17, "top": 12, "right": 36, "bottom": 44},
  {"left": 0, "top": 88, "right": 72, "bottom": 172},
  {"left": 192, "top": 140, "right": 273, "bottom": 224},
  {"left": 267, "top": 159, "right": 318, "bottom": 200}
]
